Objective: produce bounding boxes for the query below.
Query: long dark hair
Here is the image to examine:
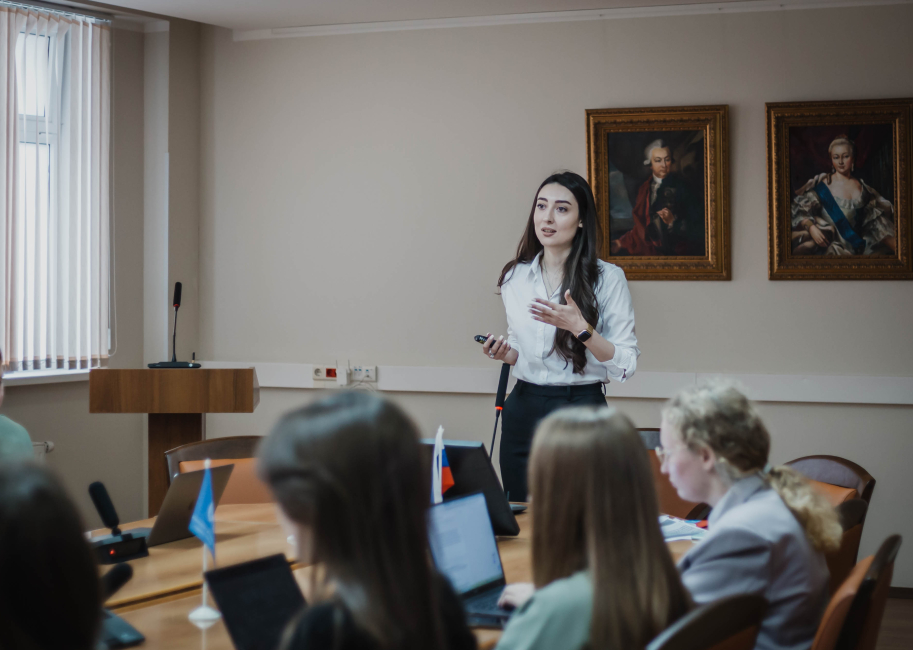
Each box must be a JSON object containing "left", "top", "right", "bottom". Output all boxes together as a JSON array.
[
  {"left": 498, "top": 171, "right": 603, "bottom": 374},
  {"left": 258, "top": 392, "right": 447, "bottom": 650},
  {"left": 0, "top": 463, "right": 102, "bottom": 650},
  {"left": 530, "top": 407, "right": 691, "bottom": 650}
]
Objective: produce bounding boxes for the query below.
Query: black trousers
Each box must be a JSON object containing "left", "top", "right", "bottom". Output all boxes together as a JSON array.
[{"left": 499, "top": 379, "right": 608, "bottom": 502}]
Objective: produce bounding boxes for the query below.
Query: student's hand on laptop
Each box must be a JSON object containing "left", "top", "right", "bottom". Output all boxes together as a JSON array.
[{"left": 498, "top": 583, "right": 534, "bottom": 611}]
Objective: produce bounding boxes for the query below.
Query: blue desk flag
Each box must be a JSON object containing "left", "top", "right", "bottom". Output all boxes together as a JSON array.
[{"left": 189, "top": 466, "right": 216, "bottom": 560}]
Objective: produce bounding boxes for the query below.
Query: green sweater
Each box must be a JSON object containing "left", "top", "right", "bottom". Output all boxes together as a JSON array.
[
  {"left": 0, "top": 415, "right": 33, "bottom": 461},
  {"left": 495, "top": 571, "right": 592, "bottom": 650}
]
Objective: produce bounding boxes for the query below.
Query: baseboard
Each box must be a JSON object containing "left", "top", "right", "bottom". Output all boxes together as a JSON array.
[{"left": 889, "top": 587, "right": 913, "bottom": 599}]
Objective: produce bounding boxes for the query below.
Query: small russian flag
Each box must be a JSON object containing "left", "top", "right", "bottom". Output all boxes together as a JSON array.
[{"left": 441, "top": 448, "right": 455, "bottom": 494}]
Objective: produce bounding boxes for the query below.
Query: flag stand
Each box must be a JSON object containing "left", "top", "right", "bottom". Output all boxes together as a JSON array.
[
  {"left": 189, "top": 458, "right": 221, "bottom": 624},
  {"left": 188, "top": 544, "right": 220, "bottom": 624}
]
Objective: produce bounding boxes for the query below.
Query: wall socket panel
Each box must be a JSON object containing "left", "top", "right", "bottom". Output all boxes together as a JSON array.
[{"left": 352, "top": 365, "right": 377, "bottom": 382}]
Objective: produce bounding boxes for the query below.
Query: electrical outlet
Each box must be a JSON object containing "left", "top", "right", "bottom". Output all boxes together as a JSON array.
[
  {"left": 352, "top": 365, "right": 377, "bottom": 382},
  {"left": 313, "top": 367, "right": 339, "bottom": 380}
]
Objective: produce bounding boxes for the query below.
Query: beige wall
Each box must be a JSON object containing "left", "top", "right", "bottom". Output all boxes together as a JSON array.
[
  {"left": 3, "top": 28, "right": 147, "bottom": 527},
  {"left": 199, "top": 4, "right": 913, "bottom": 586}
]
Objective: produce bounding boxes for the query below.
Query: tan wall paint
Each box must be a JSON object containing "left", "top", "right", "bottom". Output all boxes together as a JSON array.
[
  {"left": 3, "top": 29, "right": 146, "bottom": 528},
  {"left": 199, "top": 5, "right": 913, "bottom": 586}
]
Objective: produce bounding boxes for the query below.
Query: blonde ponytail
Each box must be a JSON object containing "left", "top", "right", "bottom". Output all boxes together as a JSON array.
[
  {"left": 766, "top": 465, "right": 841, "bottom": 553},
  {"left": 662, "top": 380, "right": 841, "bottom": 554}
]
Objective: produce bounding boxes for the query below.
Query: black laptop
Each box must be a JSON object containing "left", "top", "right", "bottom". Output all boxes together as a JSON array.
[
  {"left": 428, "top": 492, "right": 512, "bottom": 627},
  {"left": 421, "top": 439, "right": 520, "bottom": 536},
  {"left": 205, "top": 554, "right": 306, "bottom": 650}
]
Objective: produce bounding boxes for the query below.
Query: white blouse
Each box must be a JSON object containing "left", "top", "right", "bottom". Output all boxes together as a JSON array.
[{"left": 500, "top": 253, "right": 639, "bottom": 386}]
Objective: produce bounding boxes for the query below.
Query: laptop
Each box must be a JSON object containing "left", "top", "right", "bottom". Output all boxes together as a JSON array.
[
  {"left": 205, "top": 554, "right": 306, "bottom": 650},
  {"left": 421, "top": 439, "right": 520, "bottom": 536},
  {"left": 130, "top": 465, "right": 234, "bottom": 546},
  {"left": 428, "top": 492, "right": 512, "bottom": 627}
]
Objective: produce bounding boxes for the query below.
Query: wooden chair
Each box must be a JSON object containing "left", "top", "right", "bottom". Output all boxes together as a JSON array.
[
  {"left": 639, "top": 429, "right": 710, "bottom": 520},
  {"left": 835, "top": 535, "right": 902, "bottom": 650},
  {"left": 646, "top": 594, "right": 767, "bottom": 650},
  {"left": 785, "top": 455, "right": 875, "bottom": 506},
  {"left": 825, "top": 499, "right": 868, "bottom": 595},
  {"left": 810, "top": 555, "right": 874, "bottom": 650},
  {"left": 164, "top": 436, "right": 272, "bottom": 505}
]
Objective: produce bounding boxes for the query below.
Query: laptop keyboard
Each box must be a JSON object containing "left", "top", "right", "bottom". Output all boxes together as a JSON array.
[{"left": 466, "top": 589, "right": 510, "bottom": 617}]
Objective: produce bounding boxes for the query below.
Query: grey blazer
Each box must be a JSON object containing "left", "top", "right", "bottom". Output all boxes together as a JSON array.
[{"left": 678, "top": 474, "right": 829, "bottom": 650}]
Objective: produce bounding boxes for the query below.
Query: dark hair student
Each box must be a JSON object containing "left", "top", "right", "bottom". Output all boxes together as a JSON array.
[
  {"left": 481, "top": 171, "right": 640, "bottom": 500},
  {"left": 495, "top": 407, "right": 690, "bottom": 650},
  {"left": 258, "top": 392, "right": 476, "bottom": 650},
  {"left": 0, "top": 463, "right": 102, "bottom": 650}
]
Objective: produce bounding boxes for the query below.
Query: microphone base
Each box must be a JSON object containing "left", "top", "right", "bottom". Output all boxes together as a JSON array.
[
  {"left": 91, "top": 531, "right": 149, "bottom": 564},
  {"left": 147, "top": 361, "right": 201, "bottom": 369}
]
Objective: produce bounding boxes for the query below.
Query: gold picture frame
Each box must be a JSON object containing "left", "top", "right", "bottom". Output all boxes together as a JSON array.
[
  {"left": 766, "top": 98, "right": 913, "bottom": 280},
  {"left": 586, "top": 105, "right": 730, "bottom": 280}
]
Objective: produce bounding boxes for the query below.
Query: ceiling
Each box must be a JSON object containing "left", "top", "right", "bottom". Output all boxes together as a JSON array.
[{"left": 77, "top": 0, "right": 832, "bottom": 32}]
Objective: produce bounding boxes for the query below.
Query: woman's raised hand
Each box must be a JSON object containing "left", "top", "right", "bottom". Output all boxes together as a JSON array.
[
  {"left": 529, "top": 290, "right": 588, "bottom": 334},
  {"left": 482, "top": 333, "right": 512, "bottom": 361}
]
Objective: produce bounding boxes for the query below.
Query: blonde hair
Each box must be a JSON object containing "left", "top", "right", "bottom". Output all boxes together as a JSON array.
[
  {"left": 828, "top": 135, "right": 855, "bottom": 158},
  {"left": 529, "top": 407, "right": 691, "bottom": 650},
  {"left": 661, "top": 380, "right": 841, "bottom": 553}
]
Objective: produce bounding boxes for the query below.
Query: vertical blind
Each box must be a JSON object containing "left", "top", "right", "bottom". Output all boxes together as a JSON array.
[{"left": 0, "top": 5, "right": 110, "bottom": 372}]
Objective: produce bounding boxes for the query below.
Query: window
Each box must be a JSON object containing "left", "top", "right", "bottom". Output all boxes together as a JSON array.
[{"left": 0, "top": 8, "right": 111, "bottom": 373}]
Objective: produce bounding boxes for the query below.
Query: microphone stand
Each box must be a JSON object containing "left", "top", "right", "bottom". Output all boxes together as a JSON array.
[{"left": 171, "top": 304, "right": 179, "bottom": 363}]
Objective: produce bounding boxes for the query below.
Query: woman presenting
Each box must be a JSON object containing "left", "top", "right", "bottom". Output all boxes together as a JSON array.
[{"left": 483, "top": 171, "right": 639, "bottom": 501}]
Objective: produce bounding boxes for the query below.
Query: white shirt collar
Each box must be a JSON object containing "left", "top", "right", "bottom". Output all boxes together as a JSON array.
[
  {"left": 652, "top": 175, "right": 664, "bottom": 185},
  {"left": 525, "top": 251, "right": 544, "bottom": 281}
]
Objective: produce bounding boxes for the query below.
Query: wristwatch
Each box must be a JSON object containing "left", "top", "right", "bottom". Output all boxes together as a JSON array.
[{"left": 576, "top": 323, "right": 594, "bottom": 342}]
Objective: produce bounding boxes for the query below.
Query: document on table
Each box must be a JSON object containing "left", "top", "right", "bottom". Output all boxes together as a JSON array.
[{"left": 659, "top": 515, "right": 707, "bottom": 542}]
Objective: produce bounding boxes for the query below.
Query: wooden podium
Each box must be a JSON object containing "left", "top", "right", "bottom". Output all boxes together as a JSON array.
[{"left": 89, "top": 368, "right": 260, "bottom": 516}]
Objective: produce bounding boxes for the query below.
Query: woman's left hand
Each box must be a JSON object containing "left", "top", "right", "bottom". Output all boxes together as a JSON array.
[{"left": 529, "top": 290, "right": 588, "bottom": 334}]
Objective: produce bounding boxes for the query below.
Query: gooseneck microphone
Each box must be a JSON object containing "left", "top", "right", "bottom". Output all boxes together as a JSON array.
[
  {"left": 88, "top": 482, "right": 149, "bottom": 564},
  {"left": 488, "top": 363, "right": 511, "bottom": 460},
  {"left": 148, "top": 281, "right": 200, "bottom": 368},
  {"left": 171, "top": 282, "right": 182, "bottom": 363}
]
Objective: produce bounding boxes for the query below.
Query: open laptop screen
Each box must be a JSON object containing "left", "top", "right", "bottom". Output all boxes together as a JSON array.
[
  {"left": 428, "top": 492, "right": 505, "bottom": 598},
  {"left": 205, "top": 554, "right": 305, "bottom": 650}
]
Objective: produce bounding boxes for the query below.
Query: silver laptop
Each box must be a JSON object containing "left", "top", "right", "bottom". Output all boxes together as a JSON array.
[
  {"left": 428, "top": 492, "right": 512, "bottom": 626},
  {"left": 131, "top": 465, "right": 234, "bottom": 546}
]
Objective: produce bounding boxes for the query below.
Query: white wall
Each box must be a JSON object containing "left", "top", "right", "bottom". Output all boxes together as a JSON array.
[{"left": 199, "top": 4, "right": 913, "bottom": 586}]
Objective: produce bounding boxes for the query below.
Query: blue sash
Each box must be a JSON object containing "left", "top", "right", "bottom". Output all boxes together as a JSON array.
[{"left": 814, "top": 182, "right": 866, "bottom": 254}]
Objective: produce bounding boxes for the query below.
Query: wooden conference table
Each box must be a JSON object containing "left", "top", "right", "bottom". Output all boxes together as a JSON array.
[{"left": 102, "top": 503, "right": 694, "bottom": 650}]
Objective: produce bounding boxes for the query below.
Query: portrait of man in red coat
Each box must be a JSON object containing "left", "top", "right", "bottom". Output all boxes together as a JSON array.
[{"left": 608, "top": 135, "right": 706, "bottom": 257}]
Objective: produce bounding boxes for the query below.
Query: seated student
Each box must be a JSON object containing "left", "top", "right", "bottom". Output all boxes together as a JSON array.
[
  {"left": 659, "top": 380, "right": 841, "bottom": 650},
  {"left": 0, "top": 463, "right": 102, "bottom": 649},
  {"left": 257, "top": 392, "right": 477, "bottom": 650},
  {"left": 0, "top": 352, "right": 33, "bottom": 461},
  {"left": 495, "top": 407, "right": 691, "bottom": 650}
]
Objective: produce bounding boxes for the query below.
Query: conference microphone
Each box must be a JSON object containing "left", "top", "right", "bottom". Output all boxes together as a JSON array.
[
  {"left": 101, "top": 563, "right": 133, "bottom": 601},
  {"left": 88, "top": 482, "right": 149, "bottom": 564},
  {"left": 98, "top": 563, "right": 146, "bottom": 649},
  {"left": 488, "top": 363, "right": 511, "bottom": 461},
  {"left": 89, "top": 481, "right": 122, "bottom": 536},
  {"left": 148, "top": 281, "right": 200, "bottom": 369}
]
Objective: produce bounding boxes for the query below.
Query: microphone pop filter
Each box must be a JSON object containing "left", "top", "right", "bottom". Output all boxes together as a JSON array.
[{"left": 101, "top": 563, "right": 134, "bottom": 600}]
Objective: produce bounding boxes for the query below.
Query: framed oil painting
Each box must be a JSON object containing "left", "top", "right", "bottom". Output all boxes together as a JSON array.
[
  {"left": 767, "top": 98, "right": 913, "bottom": 279},
  {"left": 586, "top": 105, "right": 730, "bottom": 280}
]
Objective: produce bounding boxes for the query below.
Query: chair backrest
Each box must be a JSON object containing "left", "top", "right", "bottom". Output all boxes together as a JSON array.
[
  {"left": 836, "top": 535, "right": 902, "bottom": 650},
  {"left": 811, "top": 555, "right": 874, "bottom": 650},
  {"left": 646, "top": 594, "right": 768, "bottom": 650},
  {"left": 825, "top": 499, "right": 869, "bottom": 595},
  {"left": 165, "top": 436, "right": 272, "bottom": 505},
  {"left": 786, "top": 456, "right": 876, "bottom": 505},
  {"left": 639, "top": 429, "right": 710, "bottom": 520}
]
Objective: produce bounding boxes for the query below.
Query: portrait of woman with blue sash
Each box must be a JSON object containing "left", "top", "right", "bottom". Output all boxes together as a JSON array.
[{"left": 790, "top": 135, "right": 896, "bottom": 256}]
